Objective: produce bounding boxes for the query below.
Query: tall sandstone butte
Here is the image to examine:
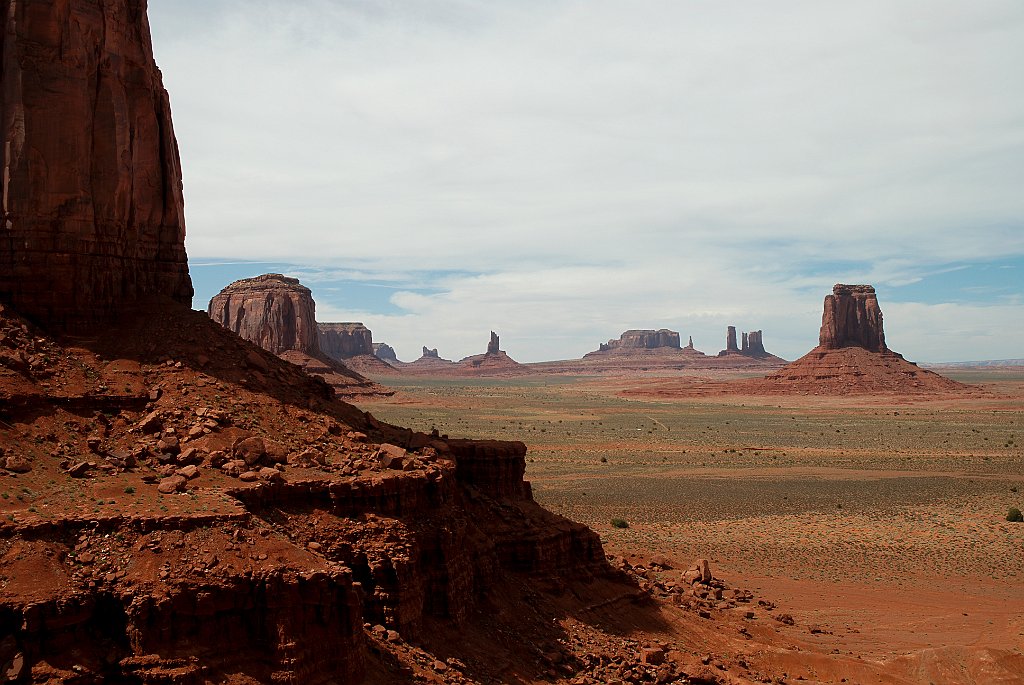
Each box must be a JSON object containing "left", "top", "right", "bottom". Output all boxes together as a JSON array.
[
  {"left": 208, "top": 274, "right": 319, "bottom": 355},
  {"left": 752, "top": 283, "right": 965, "bottom": 394},
  {"left": 819, "top": 284, "right": 886, "bottom": 352},
  {"left": 1, "top": 0, "right": 193, "bottom": 329}
]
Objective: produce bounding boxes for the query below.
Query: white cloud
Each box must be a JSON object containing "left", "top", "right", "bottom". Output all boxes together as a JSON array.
[{"left": 149, "top": 0, "right": 1024, "bottom": 362}]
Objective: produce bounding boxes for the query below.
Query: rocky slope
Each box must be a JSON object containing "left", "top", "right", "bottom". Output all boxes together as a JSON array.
[
  {"left": 0, "top": 302, "right": 608, "bottom": 684},
  {"left": 0, "top": 0, "right": 193, "bottom": 330}
]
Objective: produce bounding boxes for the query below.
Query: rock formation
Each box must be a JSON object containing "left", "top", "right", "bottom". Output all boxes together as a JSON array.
[
  {"left": 746, "top": 330, "right": 767, "bottom": 356},
  {"left": 209, "top": 275, "right": 319, "bottom": 355},
  {"left": 422, "top": 347, "right": 440, "bottom": 358},
  {"left": 208, "top": 274, "right": 389, "bottom": 396},
  {"left": 751, "top": 284, "right": 966, "bottom": 395},
  {"left": 686, "top": 336, "right": 695, "bottom": 350},
  {"left": 373, "top": 342, "right": 398, "bottom": 363},
  {"left": 0, "top": 0, "right": 193, "bottom": 330},
  {"left": 0, "top": 3, "right": 612, "bottom": 680},
  {"left": 319, "top": 323, "right": 373, "bottom": 359},
  {"left": 719, "top": 326, "right": 777, "bottom": 360},
  {"left": 487, "top": 331, "right": 501, "bottom": 355},
  {"left": 819, "top": 284, "right": 886, "bottom": 352},
  {"left": 724, "top": 326, "right": 739, "bottom": 354},
  {"left": 599, "top": 329, "right": 681, "bottom": 352}
]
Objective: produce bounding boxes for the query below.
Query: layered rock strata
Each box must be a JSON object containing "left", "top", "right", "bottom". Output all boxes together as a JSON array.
[
  {"left": 209, "top": 274, "right": 319, "bottom": 355},
  {"left": 0, "top": 304, "right": 606, "bottom": 684},
  {"left": 599, "top": 329, "right": 681, "bottom": 352},
  {"left": 820, "top": 284, "right": 886, "bottom": 352},
  {"left": 320, "top": 323, "right": 374, "bottom": 359},
  {"left": 0, "top": 0, "right": 193, "bottom": 330}
]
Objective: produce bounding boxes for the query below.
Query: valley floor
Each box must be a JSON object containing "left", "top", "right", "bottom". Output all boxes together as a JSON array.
[{"left": 361, "top": 370, "right": 1024, "bottom": 683}]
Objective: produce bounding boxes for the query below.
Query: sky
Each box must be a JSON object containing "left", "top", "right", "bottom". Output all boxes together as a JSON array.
[{"left": 148, "top": 1, "right": 1024, "bottom": 363}]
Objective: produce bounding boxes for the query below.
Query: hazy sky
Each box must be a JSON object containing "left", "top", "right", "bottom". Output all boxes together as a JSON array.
[{"left": 149, "top": 1, "right": 1024, "bottom": 363}]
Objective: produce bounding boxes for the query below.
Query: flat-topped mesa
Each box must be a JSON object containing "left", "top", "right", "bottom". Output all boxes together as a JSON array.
[
  {"left": 820, "top": 284, "right": 887, "bottom": 352},
  {"left": 599, "top": 329, "right": 681, "bottom": 352},
  {"left": 208, "top": 275, "right": 319, "bottom": 355},
  {"left": 319, "top": 323, "right": 373, "bottom": 360},
  {"left": 487, "top": 331, "right": 501, "bottom": 355},
  {"left": 0, "top": 0, "right": 193, "bottom": 331},
  {"left": 373, "top": 342, "right": 398, "bottom": 363}
]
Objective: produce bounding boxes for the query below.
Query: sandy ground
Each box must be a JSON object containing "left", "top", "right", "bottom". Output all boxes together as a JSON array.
[{"left": 360, "top": 369, "right": 1024, "bottom": 681}]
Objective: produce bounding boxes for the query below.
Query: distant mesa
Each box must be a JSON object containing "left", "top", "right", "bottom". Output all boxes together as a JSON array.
[
  {"left": 319, "top": 322, "right": 373, "bottom": 359},
  {"left": 543, "top": 324, "right": 785, "bottom": 374},
  {"left": 208, "top": 274, "right": 391, "bottom": 396},
  {"left": 599, "top": 329, "right": 680, "bottom": 352},
  {"left": 718, "top": 326, "right": 778, "bottom": 360},
  {"left": 752, "top": 284, "right": 967, "bottom": 395},
  {"left": 422, "top": 347, "right": 441, "bottom": 359},
  {"left": 373, "top": 342, "right": 399, "bottom": 363},
  {"left": 318, "top": 322, "right": 396, "bottom": 375}
]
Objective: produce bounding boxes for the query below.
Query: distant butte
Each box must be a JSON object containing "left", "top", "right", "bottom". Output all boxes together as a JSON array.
[
  {"left": 750, "top": 284, "right": 968, "bottom": 395},
  {"left": 718, "top": 326, "right": 782, "bottom": 361},
  {"left": 319, "top": 322, "right": 398, "bottom": 374},
  {"left": 208, "top": 274, "right": 391, "bottom": 396}
]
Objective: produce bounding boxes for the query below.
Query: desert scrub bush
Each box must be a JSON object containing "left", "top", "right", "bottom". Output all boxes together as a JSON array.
[
  {"left": 1007, "top": 507, "right": 1023, "bottom": 523},
  {"left": 610, "top": 518, "right": 629, "bottom": 529}
]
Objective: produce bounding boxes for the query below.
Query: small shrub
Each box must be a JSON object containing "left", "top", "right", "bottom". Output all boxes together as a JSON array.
[
  {"left": 600, "top": 457, "right": 607, "bottom": 463},
  {"left": 124, "top": 486, "right": 136, "bottom": 494},
  {"left": 1007, "top": 507, "right": 1023, "bottom": 523},
  {"left": 610, "top": 518, "right": 629, "bottom": 529}
]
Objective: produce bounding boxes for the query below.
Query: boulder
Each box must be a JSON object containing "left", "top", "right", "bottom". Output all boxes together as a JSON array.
[{"left": 157, "top": 476, "right": 186, "bottom": 494}]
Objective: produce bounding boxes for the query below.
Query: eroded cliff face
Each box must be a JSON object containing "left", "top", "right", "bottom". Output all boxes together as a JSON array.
[
  {"left": 208, "top": 274, "right": 319, "bottom": 356},
  {"left": 0, "top": 0, "right": 193, "bottom": 330},
  {"left": 600, "top": 329, "right": 681, "bottom": 351},
  {"left": 320, "top": 323, "right": 373, "bottom": 360},
  {"left": 819, "top": 284, "right": 887, "bottom": 352}
]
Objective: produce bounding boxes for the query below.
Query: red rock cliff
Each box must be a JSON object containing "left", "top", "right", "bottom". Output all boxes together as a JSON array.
[
  {"left": 599, "top": 329, "right": 681, "bottom": 351},
  {"left": 320, "top": 322, "right": 373, "bottom": 359},
  {"left": 0, "top": 0, "right": 193, "bottom": 330},
  {"left": 208, "top": 274, "right": 320, "bottom": 355},
  {"left": 819, "top": 284, "right": 887, "bottom": 352}
]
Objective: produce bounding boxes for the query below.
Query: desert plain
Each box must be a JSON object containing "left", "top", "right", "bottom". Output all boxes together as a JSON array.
[{"left": 360, "top": 367, "right": 1024, "bottom": 680}]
